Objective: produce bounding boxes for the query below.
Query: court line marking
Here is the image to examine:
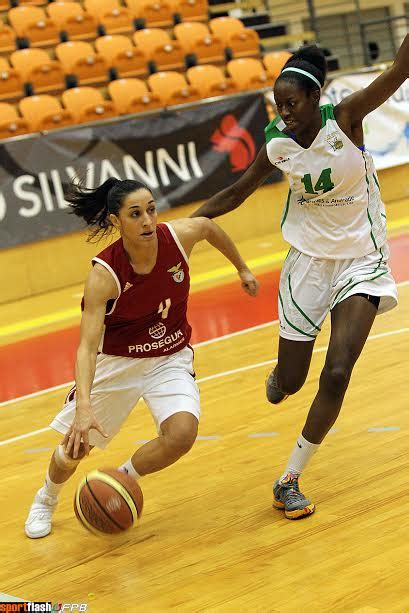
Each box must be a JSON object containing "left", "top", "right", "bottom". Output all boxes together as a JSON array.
[
  {"left": 2, "top": 279, "right": 409, "bottom": 408},
  {"left": 194, "top": 319, "right": 279, "bottom": 348},
  {"left": 0, "top": 319, "right": 281, "bottom": 408},
  {"left": 248, "top": 432, "right": 280, "bottom": 437},
  {"left": 0, "top": 250, "right": 287, "bottom": 339},
  {"left": 0, "top": 427, "right": 52, "bottom": 446},
  {"left": 2, "top": 222, "right": 409, "bottom": 338},
  {"left": 367, "top": 426, "right": 400, "bottom": 432},
  {"left": 196, "top": 327, "right": 408, "bottom": 384},
  {"left": 0, "top": 325, "right": 407, "bottom": 448},
  {"left": 2, "top": 275, "right": 409, "bottom": 409},
  {"left": 1, "top": 274, "right": 408, "bottom": 410}
]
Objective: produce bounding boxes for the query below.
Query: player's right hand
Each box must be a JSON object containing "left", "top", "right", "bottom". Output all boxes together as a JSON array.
[
  {"left": 63, "top": 409, "right": 108, "bottom": 458},
  {"left": 238, "top": 268, "right": 260, "bottom": 297}
]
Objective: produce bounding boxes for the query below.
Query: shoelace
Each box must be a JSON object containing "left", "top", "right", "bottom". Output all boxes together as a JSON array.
[
  {"left": 27, "top": 511, "right": 52, "bottom": 522},
  {"left": 282, "top": 480, "right": 305, "bottom": 504}
]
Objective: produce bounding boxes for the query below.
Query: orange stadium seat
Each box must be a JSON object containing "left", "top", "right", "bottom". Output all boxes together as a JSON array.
[
  {"left": 169, "top": 0, "right": 208, "bottom": 22},
  {"left": 209, "top": 17, "right": 260, "bottom": 58},
  {"left": 148, "top": 70, "right": 201, "bottom": 105},
  {"left": 8, "top": 6, "right": 60, "bottom": 47},
  {"left": 84, "top": 0, "right": 133, "bottom": 35},
  {"left": 108, "top": 78, "right": 163, "bottom": 114},
  {"left": 0, "top": 103, "right": 29, "bottom": 140},
  {"left": 62, "top": 86, "right": 117, "bottom": 123},
  {"left": 0, "top": 57, "right": 23, "bottom": 101},
  {"left": 56, "top": 41, "right": 109, "bottom": 85},
  {"left": 186, "top": 64, "right": 239, "bottom": 98},
  {"left": 11, "top": 48, "right": 65, "bottom": 94},
  {"left": 209, "top": 16, "right": 243, "bottom": 38},
  {"left": 174, "top": 22, "right": 224, "bottom": 64},
  {"left": 263, "top": 50, "right": 292, "bottom": 80},
  {"left": 47, "top": 2, "right": 98, "bottom": 41},
  {"left": 0, "top": 22, "right": 17, "bottom": 54},
  {"left": 125, "top": 0, "right": 173, "bottom": 28},
  {"left": 19, "top": 94, "right": 75, "bottom": 131},
  {"left": 133, "top": 28, "right": 185, "bottom": 71},
  {"left": 96, "top": 35, "right": 147, "bottom": 78},
  {"left": 227, "top": 58, "right": 274, "bottom": 90}
]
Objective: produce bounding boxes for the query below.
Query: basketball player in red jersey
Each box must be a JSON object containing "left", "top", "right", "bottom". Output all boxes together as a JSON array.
[{"left": 25, "top": 178, "right": 259, "bottom": 538}]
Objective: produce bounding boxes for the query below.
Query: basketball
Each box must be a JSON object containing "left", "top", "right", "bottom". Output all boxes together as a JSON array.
[{"left": 74, "top": 469, "right": 143, "bottom": 535}]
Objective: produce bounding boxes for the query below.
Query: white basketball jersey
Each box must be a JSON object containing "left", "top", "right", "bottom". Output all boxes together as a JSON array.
[{"left": 265, "top": 104, "right": 387, "bottom": 259}]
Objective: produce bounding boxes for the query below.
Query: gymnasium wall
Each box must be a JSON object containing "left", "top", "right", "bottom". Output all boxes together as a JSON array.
[{"left": 1, "top": 162, "right": 407, "bottom": 305}]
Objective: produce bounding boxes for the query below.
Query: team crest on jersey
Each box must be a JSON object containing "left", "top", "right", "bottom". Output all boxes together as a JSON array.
[
  {"left": 167, "top": 262, "right": 185, "bottom": 283},
  {"left": 326, "top": 131, "right": 343, "bottom": 151},
  {"left": 149, "top": 322, "right": 167, "bottom": 339}
]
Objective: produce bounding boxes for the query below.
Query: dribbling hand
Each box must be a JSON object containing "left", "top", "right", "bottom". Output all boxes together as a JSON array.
[
  {"left": 238, "top": 268, "right": 259, "bottom": 297},
  {"left": 63, "top": 410, "right": 108, "bottom": 459}
]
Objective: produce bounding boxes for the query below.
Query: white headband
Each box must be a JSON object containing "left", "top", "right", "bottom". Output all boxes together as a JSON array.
[{"left": 281, "top": 67, "right": 321, "bottom": 89}]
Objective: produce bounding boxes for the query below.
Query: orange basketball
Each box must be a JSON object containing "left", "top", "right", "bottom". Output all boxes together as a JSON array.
[{"left": 74, "top": 468, "right": 143, "bottom": 535}]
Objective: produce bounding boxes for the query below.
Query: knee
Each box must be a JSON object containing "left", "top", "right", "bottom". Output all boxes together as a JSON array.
[
  {"left": 278, "top": 369, "right": 306, "bottom": 396},
  {"left": 320, "top": 363, "right": 351, "bottom": 397},
  {"left": 162, "top": 414, "right": 198, "bottom": 456},
  {"left": 167, "top": 426, "right": 197, "bottom": 456}
]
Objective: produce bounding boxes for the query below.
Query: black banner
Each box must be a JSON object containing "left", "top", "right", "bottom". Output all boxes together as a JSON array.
[{"left": 0, "top": 93, "right": 281, "bottom": 248}]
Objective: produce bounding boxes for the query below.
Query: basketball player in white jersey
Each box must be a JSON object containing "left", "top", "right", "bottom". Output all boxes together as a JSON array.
[
  {"left": 192, "top": 37, "right": 408, "bottom": 518},
  {"left": 25, "top": 178, "right": 259, "bottom": 538}
]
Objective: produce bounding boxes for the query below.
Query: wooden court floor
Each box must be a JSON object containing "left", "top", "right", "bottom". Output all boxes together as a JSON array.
[{"left": 0, "top": 280, "right": 408, "bottom": 611}]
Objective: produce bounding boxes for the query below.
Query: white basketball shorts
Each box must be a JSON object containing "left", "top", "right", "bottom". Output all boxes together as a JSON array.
[
  {"left": 50, "top": 345, "right": 200, "bottom": 449},
  {"left": 278, "top": 243, "right": 398, "bottom": 342}
]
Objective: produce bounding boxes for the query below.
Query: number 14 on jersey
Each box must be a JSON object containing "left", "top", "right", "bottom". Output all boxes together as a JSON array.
[{"left": 301, "top": 168, "right": 334, "bottom": 194}]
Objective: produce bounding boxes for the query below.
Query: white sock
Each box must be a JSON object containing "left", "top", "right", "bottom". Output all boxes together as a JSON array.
[
  {"left": 279, "top": 434, "right": 320, "bottom": 482},
  {"left": 118, "top": 459, "right": 141, "bottom": 480},
  {"left": 43, "top": 470, "right": 64, "bottom": 498}
]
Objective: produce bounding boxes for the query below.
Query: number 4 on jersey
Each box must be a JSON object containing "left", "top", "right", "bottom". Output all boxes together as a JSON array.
[
  {"left": 301, "top": 168, "right": 334, "bottom": 194},
  {"left": 158, "top": 298, "right": 171, "bottom": 319}
]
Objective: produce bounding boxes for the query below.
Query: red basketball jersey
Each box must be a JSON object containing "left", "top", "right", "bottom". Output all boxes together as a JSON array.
[{"left": 91, "top": 222, "right": 192, "bottom": 358}]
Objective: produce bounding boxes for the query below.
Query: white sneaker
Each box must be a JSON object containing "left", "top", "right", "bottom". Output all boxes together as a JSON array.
[{"left": 25, "top": 487, "right": 58, "bottom": 538}]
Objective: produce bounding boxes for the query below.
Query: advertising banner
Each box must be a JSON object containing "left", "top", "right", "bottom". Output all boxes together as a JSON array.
[
  {"left": 321, "top": 71, "right": 409, "bottom": 170},
  {"left": 0, "top": 93, "right": 280, "bottom": 249}
]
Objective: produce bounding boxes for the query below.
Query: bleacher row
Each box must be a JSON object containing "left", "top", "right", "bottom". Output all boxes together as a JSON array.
[
  {"left": 0, "top": 0, "right": 210, "bottom": 51},
  {"left": 0, "top": 0, "right": 292, "bottom": 138}
]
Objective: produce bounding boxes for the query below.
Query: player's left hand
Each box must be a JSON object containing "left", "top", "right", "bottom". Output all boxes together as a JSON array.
[{"left": 238, "top": 268, "right": 259, "bottom": 297}]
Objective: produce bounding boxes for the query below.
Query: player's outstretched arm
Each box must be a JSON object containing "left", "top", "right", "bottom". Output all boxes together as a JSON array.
[
  {"left": 336, "top": 33, "right": 409, "bottom": 123},
  {"left": 64, "top": 264, "right": 115, "bottom": 457},
  {"left": 191, "top": 144, "right": 273, "bottom": 219},
  {"left": 172, "top": 217, "right": 259, "bottom": 297}
]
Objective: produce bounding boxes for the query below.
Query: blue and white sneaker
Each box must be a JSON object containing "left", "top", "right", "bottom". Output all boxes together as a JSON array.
[{"left": 273, "top": 474, "right": 315, "bottom": 519}]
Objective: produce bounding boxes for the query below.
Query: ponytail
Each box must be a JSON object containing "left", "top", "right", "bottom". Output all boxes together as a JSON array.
[{"left": 67, "top": 177, "right": 150, "bottom": 241}]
